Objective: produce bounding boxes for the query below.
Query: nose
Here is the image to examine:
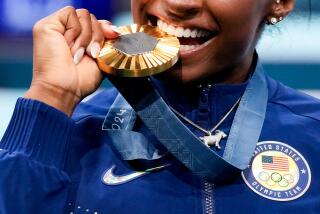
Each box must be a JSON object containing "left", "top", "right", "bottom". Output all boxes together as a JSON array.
[{"left": 162, "top": 0, "right": 203, "bottom": 20}]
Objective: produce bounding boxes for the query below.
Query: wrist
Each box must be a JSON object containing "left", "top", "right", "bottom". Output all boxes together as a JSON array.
[{"left": 24, "top": 81, "right": 80, "bottom": 116}]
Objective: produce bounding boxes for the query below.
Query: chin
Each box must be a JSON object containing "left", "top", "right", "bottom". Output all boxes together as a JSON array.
[{"left": 153, "top": 59, "right": 207, "bottom": 85}]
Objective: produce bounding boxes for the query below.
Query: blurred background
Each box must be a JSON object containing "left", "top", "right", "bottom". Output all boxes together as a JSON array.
[{"left": 0, "top": 0, "right": 319, "bottom": 138}]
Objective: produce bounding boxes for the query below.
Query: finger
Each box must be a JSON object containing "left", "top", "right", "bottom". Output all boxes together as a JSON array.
[
  {"left": 34, "top": 6, "right": 81, "bottom": 47},
  {"left": 86, "top": 14, "right": 105, "bottom": 59},
  {"left": 98, "top": 20, "right": 112, "bottom": 25},
  {"left": 98, "top": 20, "right": 120, "bottom": 39},
  {"left": 71, "top": 9, "right": 93, "bottom": 64}
]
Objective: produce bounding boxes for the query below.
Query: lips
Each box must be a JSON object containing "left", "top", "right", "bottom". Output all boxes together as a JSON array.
[{"left": 148, "top": 16, "right": 217, "bottom": 53}]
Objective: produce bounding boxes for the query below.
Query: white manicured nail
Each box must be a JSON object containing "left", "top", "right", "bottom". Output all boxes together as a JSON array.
[
  {"left": 111, "top": 25, "right": 121, "bottom": 34},
  {"left": 100, "top": 20, "right": 112, "bottom": 25},
  {"left": 90, "top": 42, "right": 101, "bottom": 58},
  {"left": 73, "top": 47, "right": 85, "bottom": 65}
]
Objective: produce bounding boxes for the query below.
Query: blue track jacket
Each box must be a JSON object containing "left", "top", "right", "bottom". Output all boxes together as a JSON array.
[{"left": 1, "top": 64, "right": 320, "bottom": 214}]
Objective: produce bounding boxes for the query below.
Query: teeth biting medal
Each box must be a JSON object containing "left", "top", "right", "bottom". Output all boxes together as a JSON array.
[{"left": 97, "top": 24, "right": 180, "bottom": 77}]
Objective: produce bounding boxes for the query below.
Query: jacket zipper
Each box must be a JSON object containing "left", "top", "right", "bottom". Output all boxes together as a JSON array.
[
  {"left": 199, "top": 85, "right": 214, "bottom": 214},
  {"left": 202, "top": 179, "right": 214, "bottom": 214}
]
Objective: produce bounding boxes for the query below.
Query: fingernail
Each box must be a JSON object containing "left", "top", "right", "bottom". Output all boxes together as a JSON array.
[
  {"left": 73, "top": 47, "right": 85, "bottom": 65},
  {"left": 111, "top": 25, "right": 121, "bottom": 34},
  {"left": 100, "top": 20, "right": 112, "bottom": 25},
  {"left": 90, "top": 42, "right": 101, "bottom": 58}
]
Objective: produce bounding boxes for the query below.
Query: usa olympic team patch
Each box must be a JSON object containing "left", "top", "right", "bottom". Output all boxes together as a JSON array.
[{"left": 241, "top": 141, "right": 311, "bottom": 201}]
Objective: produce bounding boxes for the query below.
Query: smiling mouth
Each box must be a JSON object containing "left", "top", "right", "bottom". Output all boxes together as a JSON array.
[{"left": 148, "top": 15, "right": 217, "bottom": 53}]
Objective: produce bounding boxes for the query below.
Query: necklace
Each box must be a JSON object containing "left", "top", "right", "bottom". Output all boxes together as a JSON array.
[{"left": 170, "top": 97, "right": 241, "bottom": 149}]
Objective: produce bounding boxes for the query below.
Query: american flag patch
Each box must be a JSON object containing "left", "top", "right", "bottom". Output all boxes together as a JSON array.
[{"left": 261, "top": 155, "right": 289, "bottom": 171}]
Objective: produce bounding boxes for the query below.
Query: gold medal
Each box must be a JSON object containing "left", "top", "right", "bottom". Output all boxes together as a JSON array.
[{"left": 97, "top": 24, "right": 180, "bottom": 77}]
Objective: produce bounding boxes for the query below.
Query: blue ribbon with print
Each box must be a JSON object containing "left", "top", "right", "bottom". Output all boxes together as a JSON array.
[
  {"left": 102, "top": 94, "right": 166, "bottom": 160},
  {"left": 106, "top": 62, "right": 268, "bottom": 183}
]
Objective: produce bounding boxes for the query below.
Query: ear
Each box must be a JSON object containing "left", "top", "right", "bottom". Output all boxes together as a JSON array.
[{"left": 266, "top": 0, "right": 296, "bottom": 24}]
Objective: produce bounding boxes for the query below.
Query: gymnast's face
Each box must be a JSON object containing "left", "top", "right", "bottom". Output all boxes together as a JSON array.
[{"left": 131, "top": 0, "right": 293, "bottom": 84}]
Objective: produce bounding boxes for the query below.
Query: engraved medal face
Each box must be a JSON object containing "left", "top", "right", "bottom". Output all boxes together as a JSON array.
[
  {"left": 97, "top": 24, "right": 180, "bottom": 77},
  {"left": 113, "top": 32, "right": 158, "bottom": 55}
]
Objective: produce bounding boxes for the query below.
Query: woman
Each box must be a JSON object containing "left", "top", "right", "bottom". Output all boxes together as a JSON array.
[{"left": 1, "top": 0, "right": 319, "bottom": 213}]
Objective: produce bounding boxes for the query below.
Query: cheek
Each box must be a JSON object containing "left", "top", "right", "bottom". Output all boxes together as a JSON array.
[
  {"left": 208, "top": 1, "right": 263, "bottom": 59},
  {"left": 218, "top": 24, "right": 257, "bottom": 60}
]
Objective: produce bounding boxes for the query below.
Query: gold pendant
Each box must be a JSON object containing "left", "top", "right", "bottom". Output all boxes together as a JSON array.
[{"left": 97, "top": 24, "right": 180, "bottom": 77}]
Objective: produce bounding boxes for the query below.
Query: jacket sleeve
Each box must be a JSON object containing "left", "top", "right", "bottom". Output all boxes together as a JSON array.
[{"left": 0, "top": 98, "right": 74, "bottom": 214}]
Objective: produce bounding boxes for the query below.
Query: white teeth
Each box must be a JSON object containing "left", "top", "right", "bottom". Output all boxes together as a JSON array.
[
  {"left": 157, "top": 19, "right": 163, "bottom": 29},
  {"left": 156, "top": 19, "right": 210, "bottom": 38},
  {"left": 180, "top": 45, "right": 200, "bottom": 51},
  {"left": 167, "top": 25, "right": 175, "bottom": 35},
  {"left": 183, "top": 29, "right": 191, "bottom": 38},
  {"left": 197, "top": 30, "right": 204, "bottom": 37},
  {"left": 176, "top": 27, "right": 184, "bottom": 37},
  {"left": 162, "top": 22, "right": 168, "bottom": 32},
  {"left": 191, "top": 29, "right": 197, "bottom": 38}
]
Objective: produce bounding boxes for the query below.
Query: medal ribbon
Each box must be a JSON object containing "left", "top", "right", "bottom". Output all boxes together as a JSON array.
[{"left": 104, "top": 61, "right": 268, "bottom": 183}]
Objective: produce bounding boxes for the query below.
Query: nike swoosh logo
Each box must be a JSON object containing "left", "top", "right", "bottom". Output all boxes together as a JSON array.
[{"left": 102, "top": 164, "right": 170, "bottom": 186}]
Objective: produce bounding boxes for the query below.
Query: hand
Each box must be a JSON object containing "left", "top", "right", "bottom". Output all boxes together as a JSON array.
[{"left": 25, "top": 6, "right": 119, "bottom": 116}]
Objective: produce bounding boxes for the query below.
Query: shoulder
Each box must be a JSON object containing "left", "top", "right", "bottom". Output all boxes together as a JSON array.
[
  {"left": 266, "top": 75, "right": 320, "bottom": 122},
  {"left": 72, "top": 87, "right": 119, "bottom": 122}
]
